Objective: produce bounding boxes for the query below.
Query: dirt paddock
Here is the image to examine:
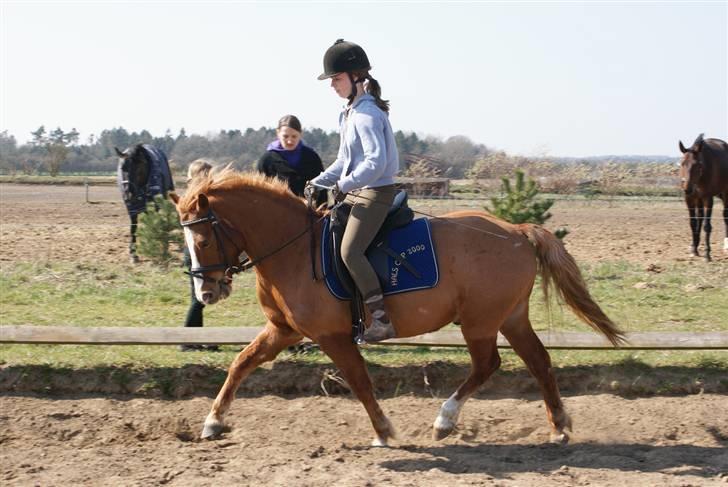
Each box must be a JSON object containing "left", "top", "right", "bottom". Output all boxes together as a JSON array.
[
  {"left": 1, "top": 183, "right": 727, "bottom": 486},
  {"left": 1, "top": 393, "right": 726, "bottom": 486},
  {"left": 1, "top": 183, "right": 727, "bottom": 264}
]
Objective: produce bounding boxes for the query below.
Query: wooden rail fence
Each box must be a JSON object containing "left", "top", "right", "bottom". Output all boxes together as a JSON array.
[{"left": 2, "top": 326, "right": 728, "bottom": 350}]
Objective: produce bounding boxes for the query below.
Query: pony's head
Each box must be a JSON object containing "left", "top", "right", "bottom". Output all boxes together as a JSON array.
[
  {"left": 172, "top": 167, "right": 312, "bottom": 305},
  {"left": 678, "top": 133, "right": 706, "bottom": 195},
  {"left": 171, "top": 174, "right": 240, "bottom": 305},
  {"left": 116, "top": 144, "right": 150, "bottom": 201}
]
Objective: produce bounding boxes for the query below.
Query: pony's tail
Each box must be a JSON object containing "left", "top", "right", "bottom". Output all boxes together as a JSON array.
[{"left": 524, "top": 225, "right": 626, "bottom": 347}]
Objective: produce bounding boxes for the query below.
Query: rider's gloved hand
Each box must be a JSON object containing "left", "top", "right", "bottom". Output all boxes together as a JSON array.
[
  {"left": 303, "top": 181, "right": 316, "bottom": 201},
  {"left": 332, "top": 183, "right": 346, "bottom": 203}
]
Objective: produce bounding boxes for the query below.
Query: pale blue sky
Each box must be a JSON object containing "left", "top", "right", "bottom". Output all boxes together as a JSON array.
[{"left": 1, "top": 1, "right": 726, "bottom": 157}]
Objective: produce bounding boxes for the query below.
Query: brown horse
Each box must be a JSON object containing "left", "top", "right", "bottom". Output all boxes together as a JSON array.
[
  {"left": 171, "top": 169, "right": 624, "bottom": 446},
  {"left": 679, "top": 134, "right": 728, "bottom": 261}
]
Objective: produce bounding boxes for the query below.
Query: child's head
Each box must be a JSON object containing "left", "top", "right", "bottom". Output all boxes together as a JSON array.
[{"left": 187, "top": 159, "right": 213, "bottom": 183}]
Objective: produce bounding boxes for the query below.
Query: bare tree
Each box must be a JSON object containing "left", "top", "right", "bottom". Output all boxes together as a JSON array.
[{"left": 31, "top": 126, "right": 80, "bottom": 176}]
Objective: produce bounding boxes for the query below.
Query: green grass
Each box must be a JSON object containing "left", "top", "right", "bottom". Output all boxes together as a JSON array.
[
  {"left": 529, "top": 260, "right": 728, "bottom": 333},
  {"left": 2, "top": 260, "right": 725, "bottom": 332},
  {"left": 0, "top": 261, "right": 261, "bottom": 328},
  {"left": 0, "top": 342, "right": 726, "bottom": 370},
  {"left": 1, "top": 259, "right": 726, "bottom": 373}
]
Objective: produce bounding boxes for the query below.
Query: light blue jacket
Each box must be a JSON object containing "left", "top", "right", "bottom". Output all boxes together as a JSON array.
[{"left": 311, "top": 94, "right": 399, "bottom": 194}]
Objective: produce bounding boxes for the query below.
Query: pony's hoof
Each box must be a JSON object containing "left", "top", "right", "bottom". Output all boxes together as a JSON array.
[
  {"left": 432, "top": 426, "right": 454, "bottom": 441},
  {"left": 549, "top": 431, "right": 570, "bottom": 445},
  {"left": 371, "top": 437, "right": 389, "bottom": 447},
  {"left": 129, "top": 254, "right": 140, "bottom": 264},
  {"left": 200, "top": 421, "right": 224, "bottom": 440}
]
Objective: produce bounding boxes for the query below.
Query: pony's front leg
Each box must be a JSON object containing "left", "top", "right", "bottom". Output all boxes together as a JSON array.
[
  {"left": 201, "top": 322, "right": 302, "bottom": 439},
  {"left": 317, "top": 334, "right": 396, "bottom": 447}
]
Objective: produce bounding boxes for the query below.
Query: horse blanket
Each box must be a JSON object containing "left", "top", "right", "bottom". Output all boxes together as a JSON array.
[{"left": 117, "top": 144, "right": 175, "bottom": 216}]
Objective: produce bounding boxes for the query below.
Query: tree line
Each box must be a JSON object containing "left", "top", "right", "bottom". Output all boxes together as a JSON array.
[{"left": 0, "top": 126, "right": 493, "bottom": 178}]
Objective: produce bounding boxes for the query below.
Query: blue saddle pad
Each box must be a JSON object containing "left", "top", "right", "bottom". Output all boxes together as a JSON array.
[{"left": 322, "top": 217, "right": 439, "bottom": 300}]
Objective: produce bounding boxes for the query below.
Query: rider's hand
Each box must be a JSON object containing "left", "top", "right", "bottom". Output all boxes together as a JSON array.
[
  {"left": 332, "top": 183, "right": 346, "bottom": 203},
  {"left": 303, "top": 181, "right": 316, "bottom": 201}
]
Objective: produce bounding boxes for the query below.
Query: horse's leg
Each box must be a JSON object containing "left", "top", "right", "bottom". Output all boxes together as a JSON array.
[
  {"left": 722, "top": 193, "right": 728, "bottom": 252},
  {"left": 695, "top": 203, "right": 705, "bottom": 257},
  {"left": 201, "top": 322, "right": 302, "bottom": 439},
  {"left": 500, "top": 302, "right": 571, "bottom": 444},
  {"left": 433, "top": 331, "right": 500, "bottom": 441},
  {"left": 703, "top": 197, "right": 713, "bottom": 262},
  {"left": 687, "top": 198, "right": 700, "bottom": 257},
  {"left": 129, "top": 213, "right": 139, "bottom": 263},
  {"left": 317, "top": 334, "right": 396, "bottom": 446}
]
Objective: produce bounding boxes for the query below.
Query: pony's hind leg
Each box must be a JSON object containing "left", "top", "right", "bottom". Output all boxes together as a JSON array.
[
  {"left": 317, "top": 334, "right": 396, "bottom": 447},
  {"left": 500, "top": 304, "right": 571, "bottom": 444},
  {"left": 201, "top": 322, "right": 302, "bottom": 439},
  {"left": 433, "top": 332, "right": 500, "bottom": 441}
]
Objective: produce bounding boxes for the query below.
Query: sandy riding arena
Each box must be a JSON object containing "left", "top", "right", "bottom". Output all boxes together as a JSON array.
[
  {"left": 1, "top": 183, "right": 727, "bottom": 486},
  {"left": 1, "top": 394, "right": 727, "bottom": 486}
]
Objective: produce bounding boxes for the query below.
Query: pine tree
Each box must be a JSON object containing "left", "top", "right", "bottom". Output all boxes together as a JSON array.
[
  {"left": 486, "top": 170, "right": 569, "bottom": 238},
  {"left": 136, "top": 195, "right": 184, "bottom": 266}
]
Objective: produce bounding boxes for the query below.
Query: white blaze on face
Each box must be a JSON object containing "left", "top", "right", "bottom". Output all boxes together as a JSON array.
[{"left": 184, "top": 227, "right": 205, "bottom": 301}]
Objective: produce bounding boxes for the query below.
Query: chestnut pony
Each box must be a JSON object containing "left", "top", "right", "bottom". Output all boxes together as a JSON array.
[
  {"left": 678, "top": 133, "right": 728, "bottom": 261},
  {"left": 172, "top": 168, "right": 623, "bottom": 446}
]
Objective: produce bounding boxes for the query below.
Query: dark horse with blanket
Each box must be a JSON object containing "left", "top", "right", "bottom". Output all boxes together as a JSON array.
[
  {"left": 116, "top": 144, "right": 175, "bottom": 262},
  {"left": 172, "top": 168, "right": 624, "bottom": 447},
  {"left": 678, "top": 133, "right": 728, "bottom": 261}
]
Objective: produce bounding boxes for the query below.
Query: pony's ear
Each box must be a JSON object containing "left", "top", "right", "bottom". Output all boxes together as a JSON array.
[
  {"left": 168, "top": 192, "right": 180, "bottom": 205},
  {"left": 694, "top": 133, "right": 705, "bottom": 153},
  {"left": 196, "top": 193, "right": 210, "bottom": 214},
  {"left": 679, "top": 140, "right": 687, "bottom": 153},
  {"left": 114, "top": 147, "right": 125, "bottom": 157}
]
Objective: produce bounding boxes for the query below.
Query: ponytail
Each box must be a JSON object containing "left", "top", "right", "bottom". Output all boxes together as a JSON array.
[{"left": 351, "top": 70, "right": 390, "bottom": 113}]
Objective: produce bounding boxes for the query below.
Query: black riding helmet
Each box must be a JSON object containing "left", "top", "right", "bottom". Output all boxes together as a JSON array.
[{"left": 317, "top": 39, "right": 371, "bottom": 80}]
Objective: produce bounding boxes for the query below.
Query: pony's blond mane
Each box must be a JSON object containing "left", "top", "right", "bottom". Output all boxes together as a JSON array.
[{"left": 179, "top": 166, "right": 312, "bottom": 215}]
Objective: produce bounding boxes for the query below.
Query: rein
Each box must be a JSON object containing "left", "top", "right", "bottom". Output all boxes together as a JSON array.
[{"left": 180, "top": 206, "right": 329, "bottom": 283}]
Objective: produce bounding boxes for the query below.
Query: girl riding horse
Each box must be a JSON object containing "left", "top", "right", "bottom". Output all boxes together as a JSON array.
[{"left": 306, "top": 39, "right": 400, "bottom": 342}]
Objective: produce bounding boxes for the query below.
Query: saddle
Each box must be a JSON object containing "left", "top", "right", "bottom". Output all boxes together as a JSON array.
[
  {"left": 321, "top": 190, "right": 439, "bottom": 343},
  {"left": 328, "top": 190, "right": 415, "bottom": 297}
]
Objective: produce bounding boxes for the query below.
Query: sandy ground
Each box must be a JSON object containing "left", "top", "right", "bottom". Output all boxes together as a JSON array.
[
  {"left": 1, "top": 393, "right": 726, "bottom": 486},
  {"left": 1, "top": 183, "right": 727, "bottom": 486},
  {"left": 0, "top": 394, "right": 728, "bottom": 487},
  {"left": 1, "top": 183, "right": 727, "bottom": 265}
]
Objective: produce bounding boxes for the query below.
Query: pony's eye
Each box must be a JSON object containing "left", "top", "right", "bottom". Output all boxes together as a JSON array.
[{"left": 200, "top": 240, "right": 211, "bottom": 249}]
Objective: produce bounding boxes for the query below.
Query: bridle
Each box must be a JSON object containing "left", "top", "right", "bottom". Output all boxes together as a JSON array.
[
  {"left": 180, "top": 209, "right": 247, "bottom": 284},
  {"left": 180, "top": 205, "right": 329, "bottom": 284}
]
